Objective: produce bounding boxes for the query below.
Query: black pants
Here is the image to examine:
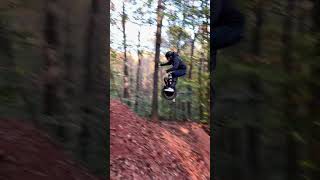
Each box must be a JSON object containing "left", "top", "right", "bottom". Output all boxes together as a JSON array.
[
  {"left": 168, "top": 68, "right": 186, "bottom": 88},
  {"left": 171, "top": 69, "right": 186, "bottom": 78}
]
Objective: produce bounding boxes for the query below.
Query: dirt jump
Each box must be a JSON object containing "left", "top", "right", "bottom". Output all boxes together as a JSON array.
[{"left": 110, "top": 100, "right": 210, "bottom": 179}]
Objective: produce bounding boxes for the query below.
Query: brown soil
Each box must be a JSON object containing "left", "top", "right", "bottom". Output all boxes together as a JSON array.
[
  {"left": 0, "top": 118, "right": 102, "bottom": 180},
  {"left": 110, "top": 100, "right": 210, "bottom": 180}
]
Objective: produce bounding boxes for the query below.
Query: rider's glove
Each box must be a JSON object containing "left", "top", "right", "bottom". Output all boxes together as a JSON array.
[{"left": 166, "top": 69, "right": 171, "bottom": 73}]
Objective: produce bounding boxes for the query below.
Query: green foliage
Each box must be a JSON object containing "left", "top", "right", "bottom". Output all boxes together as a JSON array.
[
  {"left": 215, "top": 0, "right": 320, "bottom": 179},
  {"left": 0, "top": 0, "right": 108, "bottom": 176}
]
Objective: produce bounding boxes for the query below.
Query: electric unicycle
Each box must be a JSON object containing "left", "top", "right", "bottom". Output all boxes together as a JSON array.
[{"left": 162, "top": 73, "right": 177, "bottom": 101}]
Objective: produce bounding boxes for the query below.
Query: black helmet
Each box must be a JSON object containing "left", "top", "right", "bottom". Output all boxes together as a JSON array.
[{"left": 165, "top": 51, "right": 174, "bottom": 59}]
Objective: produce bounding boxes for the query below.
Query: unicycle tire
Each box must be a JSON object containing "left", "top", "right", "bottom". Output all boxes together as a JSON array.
[{"left": 162, "top": 86, "right": 177, "bottom": 100}]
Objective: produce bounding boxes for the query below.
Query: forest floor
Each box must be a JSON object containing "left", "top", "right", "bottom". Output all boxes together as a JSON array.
[
  {"left": 0, "top": 119, "right": 102, "bottom": 180},
  {"left": 110, "top": 100, "right": 210, "bottom": 180}
]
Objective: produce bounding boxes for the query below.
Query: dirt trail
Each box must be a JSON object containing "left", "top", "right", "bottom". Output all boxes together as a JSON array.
[
  {"left": 0, "top": 119, "right": 102, "bottom": 180},
  {"left": 110, "top": 100, "right": 210, "bottom": 180}
]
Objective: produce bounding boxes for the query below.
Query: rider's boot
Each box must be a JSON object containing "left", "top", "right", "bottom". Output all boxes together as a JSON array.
[{"left": 164, "top": 77, "right": 177, "bottom": 92}]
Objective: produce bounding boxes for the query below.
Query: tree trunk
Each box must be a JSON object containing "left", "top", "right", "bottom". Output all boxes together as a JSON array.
[
  {"left": 297, "top": 1, "right": 306, "bottom": 34},
  {"left": 122, "top": 2, "right": 130, "bottom": 105},
  {"left": 135, "top": 31, "right": 143, "bottom": 112},
  {"left": 246, "top": 78, "right": 262, "bottom": 180},
  {"left": 198, "top": 54, "right": 204, "bottom": 120},
  {"left": 63, "top": 3, "right": 74, "bottom": 109},
  {"left": 43, "top": 1, "right": 60, "bottom": 116},
  {"left": 83, "top": 0, "right": 108, "bottom": 174},
  {"left": 151, "top": 0, "right": 164, "bottom": 121},
  {"left": 282, "top": 0, "right": 299, "bottom": 179},
  {"left": 177, "top": 13, "right": 186, "bottom": 54},
  {"left": 252, "top": 0, "right": 264, "bottom": 56},
  {"left": 309, "top": 1, "right": 320, "bottom": 179},
  {"left": 231, "top": 128, "right": 244, "bottom": 180},
  {"left": 247, "top": 1, "right": 264, "bottom": 179},
  {"left": 187, "top": 32, "right": 196, "bottom": 119}
]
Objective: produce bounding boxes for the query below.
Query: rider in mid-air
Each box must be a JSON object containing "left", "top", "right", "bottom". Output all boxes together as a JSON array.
[{"left": 160, "top": 51, "right": 187, "bottom": 92}]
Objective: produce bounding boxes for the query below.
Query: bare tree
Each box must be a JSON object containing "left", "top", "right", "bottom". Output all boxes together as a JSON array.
[
  {"left": 122, "top": 2, "right": 130, "bottom": 105},
  {"left": 151, "top": 0, "right": 165, "bottom": 121}
]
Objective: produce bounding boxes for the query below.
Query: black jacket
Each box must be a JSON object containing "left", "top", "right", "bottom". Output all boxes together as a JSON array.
[{"left": 160, "top": 53, "right": 186, "bottom": 72}]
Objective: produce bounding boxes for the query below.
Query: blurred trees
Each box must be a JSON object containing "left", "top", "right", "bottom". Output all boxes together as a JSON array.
[
  {"left": 0, "top": 0, "right": 107, "bottom": 176},
  {"left": 214, "top": 0, "right": 320, "bottom": 179}
]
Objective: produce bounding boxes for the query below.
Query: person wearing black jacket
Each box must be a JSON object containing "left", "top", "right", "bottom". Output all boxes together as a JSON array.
[{"left": 160, "top": 51, "right": 187, "bottom": 92}]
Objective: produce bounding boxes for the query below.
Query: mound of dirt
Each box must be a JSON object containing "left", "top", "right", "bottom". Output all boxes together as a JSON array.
[
  {"left": 110, "top": 100, "right": 210, "bottom": 180},
  {"left": 0, "top": 119, "right": 102, "bottom": 180}
]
